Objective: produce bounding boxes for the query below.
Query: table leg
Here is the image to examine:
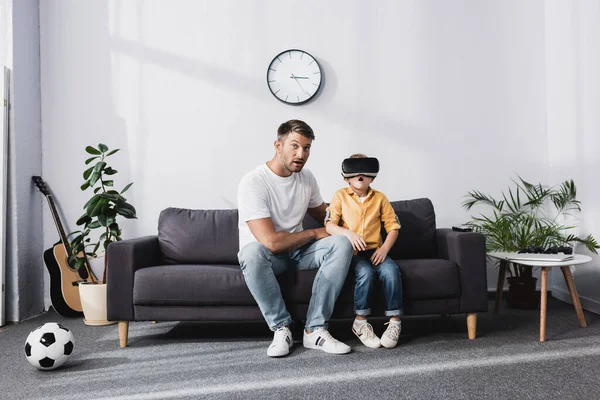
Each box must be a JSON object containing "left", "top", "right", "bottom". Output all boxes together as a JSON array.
[
  {"left": 561, "top": 266, "right": 587, "bottom": 328},
  {"left": 494, "top": 260, "right": 508, "bottom": 313},
  {"left": 540, "top": 267, "right": 550, "bottom": 342}
]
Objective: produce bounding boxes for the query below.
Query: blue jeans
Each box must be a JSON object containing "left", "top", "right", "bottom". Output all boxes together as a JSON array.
[
  {"left": 238, "top": 235, "right": 353, "bottom": 332},
  {"left": 353, "top": 250, "right": 403, "bottom": 317}
]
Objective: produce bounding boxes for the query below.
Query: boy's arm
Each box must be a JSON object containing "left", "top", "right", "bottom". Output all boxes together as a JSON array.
[
  {"left": 324, "top": 192, "right": 366, "bottom": 251},
  {"left": 380, "top": 229, "right": 399, "bottom": 253},
  {"left": 371, "top": 196, "right": 401, "bottom": 265},
  {"left": 380, "top": 196, "right": 402, "bottom": 233}
]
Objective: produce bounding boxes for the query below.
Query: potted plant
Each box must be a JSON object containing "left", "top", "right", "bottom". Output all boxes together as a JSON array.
[
  {"left": 462, "top": 177, "right": 598, "bottom": 308},
  {"left": 68, "top": 143, "right": 137, "bottom": 325}
]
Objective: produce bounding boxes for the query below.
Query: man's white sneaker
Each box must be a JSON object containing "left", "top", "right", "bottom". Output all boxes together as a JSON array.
[
  {"left": 381, "top": 322, "right": 401, "bottom": 349},
  {"left": 352, "top": 322, "right": 381, "bottom": 349},
  {"left": 267, "top": 326, "right": 293, "bottom": 357},
  {"left": 303, "top": 328, "right": 351, "bottom": 354}
]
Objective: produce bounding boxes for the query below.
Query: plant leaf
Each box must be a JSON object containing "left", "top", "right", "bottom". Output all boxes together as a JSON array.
[
  {"left": 85, "top": 146, "right": 101, "bottom": 155},
  {"left": 121, "top": 182, "right": 133, "bottom": 194}
]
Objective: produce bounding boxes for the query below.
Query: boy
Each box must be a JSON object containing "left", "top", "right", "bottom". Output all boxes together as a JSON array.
[{"left": 325, "top": 154, "right": 403, "bottom": 349}]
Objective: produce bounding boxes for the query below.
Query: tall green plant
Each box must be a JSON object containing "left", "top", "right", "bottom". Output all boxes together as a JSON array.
[
  {"left": 68, "top": 144, "right": 137, "bottom": 284},
  {"left": 463, "top": 177, "right": 598, "bottom": 277}
]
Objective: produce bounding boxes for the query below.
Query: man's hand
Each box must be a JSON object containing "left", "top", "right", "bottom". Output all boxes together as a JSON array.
[
  {"left": 344, "top": 231, "right": 367, "bottom": 252},
  {"left": 313, "top": 227, "right": 330, "bottom": 241},
  {"left": 371, "top": 247, "right": 389, "bottom": 266}
]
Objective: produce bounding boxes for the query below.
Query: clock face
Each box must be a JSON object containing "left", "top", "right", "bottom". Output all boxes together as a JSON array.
[{"left": 266, "top": 49, "right": 322, "bottom": 105}]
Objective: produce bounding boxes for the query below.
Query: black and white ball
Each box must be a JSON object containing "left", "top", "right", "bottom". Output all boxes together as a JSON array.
[{"left": 24, "top": 322, "right": 75, "bottom": 370}]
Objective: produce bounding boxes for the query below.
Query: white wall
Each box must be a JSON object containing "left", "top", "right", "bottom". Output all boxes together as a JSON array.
[
  {"left": 5, "top": 0, "right": 44, "bottom": 322},
  {"left": 34, "top": 1, "right": 598, "bottom": 315},
  {"left": 39, "top": 0, "right": 548, "bottom": 279},
  {"left": 0, "top": 1, "right": 12, "bottom": 68},
  {"left": 545, "top": 0, "right": 600, "bottom": 313}
]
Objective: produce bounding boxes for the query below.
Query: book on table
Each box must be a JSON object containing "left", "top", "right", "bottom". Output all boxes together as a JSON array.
[{"left": 507, "top": 253, "right": 574, "bottom": 262}]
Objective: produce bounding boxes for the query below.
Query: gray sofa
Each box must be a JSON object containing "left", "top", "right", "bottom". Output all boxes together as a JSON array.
[{"left": 107, "top": 198, "right": 488, "bottom": 348}]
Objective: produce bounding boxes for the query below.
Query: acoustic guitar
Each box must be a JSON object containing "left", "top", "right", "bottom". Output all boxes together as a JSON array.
[{"left": 32, "top": 176, "right": 97, "bottom": 317}]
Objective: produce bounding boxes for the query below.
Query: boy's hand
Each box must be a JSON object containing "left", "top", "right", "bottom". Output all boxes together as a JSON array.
[
  {"left": 344, "top": 231, "right": 367, "bottom": 252},
  {"left": 371, "top": 247, "right": 388, "bottom": 266}
]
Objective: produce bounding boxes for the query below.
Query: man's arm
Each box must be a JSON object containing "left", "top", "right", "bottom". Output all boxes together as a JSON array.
[{"left": 248, "top": 217, "right": 327, "bottom": 254}]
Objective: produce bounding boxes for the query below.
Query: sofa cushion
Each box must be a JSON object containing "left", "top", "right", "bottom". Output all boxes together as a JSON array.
[
  {"left": 133, "top": 264, "right": 295, "bottom": 306},
  {"left": 294, "top": 258, "right": 459, "bottom": 305},
  {"left": 158, "top": 208, "right": 239, "bottom": 264},
  {"left": 387, "top": 198, "right": 437, "bottom": 260},
  {"left": 134, "top": 264, "right": 253, "bottom": 306},
  {"left": 397, "top": 259, "right": 460, "bottom": 300}
]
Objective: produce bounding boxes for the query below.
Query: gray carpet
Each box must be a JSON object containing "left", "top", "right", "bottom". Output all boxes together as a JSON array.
[{"left": 2, "top": 296, "right": 600, "bottom": 399}]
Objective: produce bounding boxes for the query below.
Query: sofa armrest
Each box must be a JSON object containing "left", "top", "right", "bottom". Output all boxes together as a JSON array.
[
  {"left": 107, "top": 235, "right": 163, "bottom": 321},
  {"left": 436, "top": 229, "right": 487, "bottom": 313}
]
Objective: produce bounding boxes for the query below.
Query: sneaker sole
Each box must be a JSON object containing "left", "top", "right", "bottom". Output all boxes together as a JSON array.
[
  {"left": 267, "top": 349, "right": 290, "bottom": 357},
  {"left": 380, "top": 338, "right": 398, "bottom": 349},
  {"left": 303, "top": 340, "right": 351, "bottom": 354}
]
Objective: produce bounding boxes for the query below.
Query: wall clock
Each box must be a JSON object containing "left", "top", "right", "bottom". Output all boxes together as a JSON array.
[{"left": 266, "top": 49, "right": 322, "bottom": 105}]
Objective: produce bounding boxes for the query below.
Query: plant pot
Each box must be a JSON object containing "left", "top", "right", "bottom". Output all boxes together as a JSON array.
[
  {"left": 506, "top": 276, "right": 538, "bottom": 309},
  {"left": 79, "top": 282, "right": 117, "bottom": 326}
]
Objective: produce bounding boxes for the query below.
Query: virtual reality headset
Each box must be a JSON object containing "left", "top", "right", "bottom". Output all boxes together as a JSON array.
[{"left": 341, "top": 157, "right": 379, "bottom": 178}]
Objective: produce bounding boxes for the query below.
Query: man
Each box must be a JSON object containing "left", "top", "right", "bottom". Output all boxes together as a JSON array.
[{"left": 237, "top": 119, "right": 354, "bottom": 357}]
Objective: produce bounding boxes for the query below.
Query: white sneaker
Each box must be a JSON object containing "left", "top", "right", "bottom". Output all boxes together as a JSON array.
[
  {"left": 267, "top": 326, "right": 293, "bottom": 357},
  {"left": 381, "top": 322, "right": 401, "bottom": 349},
  {"left": 352, "top": 322, "right": 381, "bottom": 349},
  {"left": 303, "top": 328, "right": 351, "bottom": 354}
]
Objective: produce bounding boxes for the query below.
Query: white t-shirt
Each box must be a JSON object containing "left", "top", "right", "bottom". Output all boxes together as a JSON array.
[{"left": 237, "top": 164, "right": 324, "bottom": 250}]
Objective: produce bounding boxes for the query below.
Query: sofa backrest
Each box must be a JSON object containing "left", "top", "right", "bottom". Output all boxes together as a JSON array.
[
  {"left": 303, "top": 197, "right": 438, "bottom": 260},
  {"left": 386, "top": 198, "right": 437, "bottom": 259},
  {"left": 158, "top": 208, "right": 239, "bottom": 264},
  {"left": 158, "top": 197, "right": 437, "bottom": 265}
]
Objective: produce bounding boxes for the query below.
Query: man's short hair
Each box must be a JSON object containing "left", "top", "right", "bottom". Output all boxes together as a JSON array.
[{"left": 277, "top": 120, "right": 315, "bottom": 141}]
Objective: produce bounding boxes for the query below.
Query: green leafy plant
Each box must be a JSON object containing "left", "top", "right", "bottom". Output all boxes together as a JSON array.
[
  {"left": 68, "top": 144, "right": 137, "bottom": 284},
  {"left": 462, "top": 177, "right": 598, "bottom": 278}
]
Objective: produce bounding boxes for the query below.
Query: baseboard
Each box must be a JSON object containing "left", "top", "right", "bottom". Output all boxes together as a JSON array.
[
  {"left": 551, "top": 287, "right": 600, "bottom": 315},
  {"left": 488, "top": 287, "right": 600, "bottom": 315}
]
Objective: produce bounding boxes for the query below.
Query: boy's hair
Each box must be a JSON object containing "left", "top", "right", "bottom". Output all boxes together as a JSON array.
[
  {"left": 277, "top": 120, "right": 315, "bottom": 141},
  {"left": 350, "top": 153, "right": 368, "bottom": 158}
]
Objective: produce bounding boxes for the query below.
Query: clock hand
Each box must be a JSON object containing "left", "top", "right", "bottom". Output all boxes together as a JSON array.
[
  {"left": 292, "top": 76, "right": 310, "bottom": 95},
  {"left": 290, "top": 74, "right": 309, "bottom": 79}
]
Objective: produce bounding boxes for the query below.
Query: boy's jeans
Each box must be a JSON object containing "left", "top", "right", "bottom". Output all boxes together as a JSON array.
[
  {"left": 353, "top": 250, "right": 403, "bottom": 317},
  {"left": 238, "top": 235, "right": 353, "bottom": 332}
]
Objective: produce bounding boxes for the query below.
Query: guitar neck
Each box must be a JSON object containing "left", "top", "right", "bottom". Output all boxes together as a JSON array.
[{"left": 46, "top": 195, "right": 71, "bottom": 254}]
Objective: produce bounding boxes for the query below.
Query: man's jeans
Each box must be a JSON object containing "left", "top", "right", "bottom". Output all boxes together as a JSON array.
[
  {"left": 238, "top": 235, "right": 353, "bottom": 332},
  {"left": 353, "top": 250, "right": 403, "bottom": 317}
]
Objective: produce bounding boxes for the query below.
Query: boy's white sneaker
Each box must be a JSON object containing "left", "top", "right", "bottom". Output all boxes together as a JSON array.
[
  {"left": 352, "top": 322, "right": 381, "bottom": 349},
  {"left": 267, "top": 326, "right": 293, "bottom": 357},
  {"left": 303, "top": 328, "right": 351, "bottom": 354},
  {"left": 381, "top": 321, "right": 401, "bottom": 349}
]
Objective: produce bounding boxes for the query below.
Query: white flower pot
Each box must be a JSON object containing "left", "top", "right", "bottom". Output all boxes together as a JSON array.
[{"left": 79, "top": 282, "right": 116, "bottom": 326}]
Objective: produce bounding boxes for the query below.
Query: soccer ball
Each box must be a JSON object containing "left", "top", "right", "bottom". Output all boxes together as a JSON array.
[{"left": 24, "top": 322, "right": 75, "bottom": 370}]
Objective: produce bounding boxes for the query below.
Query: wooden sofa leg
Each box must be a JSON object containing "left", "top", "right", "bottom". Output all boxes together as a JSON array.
[
  {"left": 466, "top": 313, "right": 477, "bottom": 340},
  {"left": 119, "top": 321, "right": 129, "bottom": 348}
]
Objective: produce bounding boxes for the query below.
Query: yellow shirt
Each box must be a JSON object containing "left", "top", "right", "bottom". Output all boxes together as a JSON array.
[{"left": 325, "top": 187, "right": 401, "bottom": 251}]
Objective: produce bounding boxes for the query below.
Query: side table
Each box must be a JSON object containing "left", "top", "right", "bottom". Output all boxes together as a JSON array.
[{"left": 488, "top": 252, "right": 592, "bottom": 342}]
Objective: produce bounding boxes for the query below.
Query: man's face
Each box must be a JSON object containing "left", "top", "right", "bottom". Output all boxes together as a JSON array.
[{"left": 276, "top": 132, "right": 312, "bottom": 174}]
